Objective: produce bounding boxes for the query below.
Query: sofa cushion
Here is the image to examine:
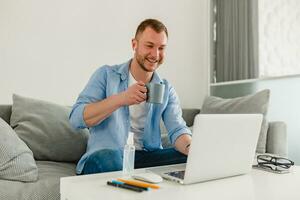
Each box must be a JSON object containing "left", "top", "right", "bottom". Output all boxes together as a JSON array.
[
  {"left": 201, "top": 89, "right": 270, "bottom": 153},
  {"left": 0, "top": 161, "right": 76, "bottom": 200},
  {"left": 0, "top": 118, "right": 38, "bottom": 182},
  {"left": 0, "top": 105, "right": 12, "bottom": 124},
  {"left": 182, "top": 109, "right": 201, "bottom": 127},
  {"left": 10, "top": 94, "right": 89, "bottom": 162}
]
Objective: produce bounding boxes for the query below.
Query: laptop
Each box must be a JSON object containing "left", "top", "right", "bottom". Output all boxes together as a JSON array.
[{"left": 150, "top": 114, "right": 263, "bottom": 184}]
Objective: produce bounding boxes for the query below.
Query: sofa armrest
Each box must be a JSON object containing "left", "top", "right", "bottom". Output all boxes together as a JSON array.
[{"left": 266, "top": 121, "right": 287, "bottom": 157}]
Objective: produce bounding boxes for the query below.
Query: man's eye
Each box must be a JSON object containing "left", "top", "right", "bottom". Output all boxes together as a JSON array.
[
  {"left": 159, "top": 47, "right": 165, "bottom": 51},
  {"left": 146, "top": 45, "right": 153, "bottom": 48}
]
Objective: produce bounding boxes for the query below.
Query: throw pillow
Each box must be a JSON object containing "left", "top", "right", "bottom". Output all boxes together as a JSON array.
[
  {"left": 10, "top": 94, "right": 89, "bottom": 162},
  {"left": 201, "top": 89, "right": 270, "bottom": 153},
  {"left": 0, "top": 118, "right": 38, "bottom": 182}
]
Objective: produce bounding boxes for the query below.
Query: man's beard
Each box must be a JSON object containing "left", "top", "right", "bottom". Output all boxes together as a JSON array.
[{"left": 136, "top": 53, "right": 163, "bottom": 72}]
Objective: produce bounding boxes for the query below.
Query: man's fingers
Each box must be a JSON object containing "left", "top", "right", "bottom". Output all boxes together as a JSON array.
[
  {"left": 134, "top": 96, "right": 144, "bottom": 104},
  {"left": 137, "top": 92, "right": 147, "bottom": 100},
  {"left": 136, "top": 84, "right": 147, "bottom": 93},
  {"left": 137, "top": 82, "right": 148, "bottom": 92},
  {"left": 137, "top": 92, "right": 147, "bottom": 101},
  {"left": 127, "top": 82, "right": 147, "bottom": 105},
  {"left": 137, "top": 81, "right": 145, "bottom": 86}
]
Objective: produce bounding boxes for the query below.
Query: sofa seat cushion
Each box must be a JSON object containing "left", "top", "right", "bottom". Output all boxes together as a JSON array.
[
  {"left": 0, "top": 161, "right": 76, "bottom": 200},
  {"left": 201, "top": 89, "right": 270, "bottom": 153},
  {"left": 0, "top": 118, "right": 38, "bottom": 182},
  {"left": 10, "top": 94, "right": 89, "bottom": 162}
]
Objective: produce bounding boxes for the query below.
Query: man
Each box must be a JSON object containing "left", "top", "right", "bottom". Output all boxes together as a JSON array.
[{"left": 70, "top": 19, "right": 192, "bottom": 175}]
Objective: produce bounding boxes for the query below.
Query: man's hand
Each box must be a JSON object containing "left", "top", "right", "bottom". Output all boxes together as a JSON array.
[
  {"left": 83, "top": 81, "right": 147, "bottom": 127},
  {"left": 175, "top": 134, "right": 192, "bottom": 155},
  {"left": 119, "top": 81, "right": 147, "bottom": 106}
]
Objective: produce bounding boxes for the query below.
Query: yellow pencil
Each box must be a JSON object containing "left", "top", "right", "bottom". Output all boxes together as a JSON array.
[{"left": 117, "top": 178, "right": 160, "bottom": 189}]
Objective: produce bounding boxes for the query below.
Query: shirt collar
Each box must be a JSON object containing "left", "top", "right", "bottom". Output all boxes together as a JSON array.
[
  {"left": 150, "top": 70, "right": 163, "bottom": 84},
  {"left": 112, "top": 59, "right": 131, "bottom": 81}
]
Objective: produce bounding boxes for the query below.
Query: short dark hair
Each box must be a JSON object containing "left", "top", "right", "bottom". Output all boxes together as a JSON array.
[{"left": 135, "top": 19, "right": 168, "bottom": 39}]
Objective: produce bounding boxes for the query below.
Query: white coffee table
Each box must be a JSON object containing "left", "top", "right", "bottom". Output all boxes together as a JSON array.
[{"left": 60, "top": 165, "right": 300, "bottom": 200}]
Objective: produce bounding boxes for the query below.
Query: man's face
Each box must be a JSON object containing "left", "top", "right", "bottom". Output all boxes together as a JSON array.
[{"left": 132, "top": 27, "right": 167, "bottom": 72}]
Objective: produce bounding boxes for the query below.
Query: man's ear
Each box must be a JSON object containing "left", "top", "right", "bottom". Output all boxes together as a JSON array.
[{"left": 132, "top": 38, "right": 137, "bottom": 51}]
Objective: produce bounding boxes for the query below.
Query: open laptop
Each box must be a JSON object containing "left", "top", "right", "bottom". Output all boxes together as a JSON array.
[{"left": 150, "top": 114, "right": 263, "bottom": 184}]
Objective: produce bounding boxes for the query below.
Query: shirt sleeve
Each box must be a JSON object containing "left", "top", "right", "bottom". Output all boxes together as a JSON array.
[
  {"left": 69, "top": 66, "right": 108, "bottom": 129},
  {"left": 162, "top": 82, "right": 192, "bottom": 145}
]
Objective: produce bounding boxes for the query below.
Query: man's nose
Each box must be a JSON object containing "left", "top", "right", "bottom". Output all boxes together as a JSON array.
[{"left": 150, "top": 48, "right": 159, "bottom": 59}]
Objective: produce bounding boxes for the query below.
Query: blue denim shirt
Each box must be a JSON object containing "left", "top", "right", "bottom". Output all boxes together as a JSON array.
[{"left": 69, "top": 59, "right": 191, "bottom": 174}]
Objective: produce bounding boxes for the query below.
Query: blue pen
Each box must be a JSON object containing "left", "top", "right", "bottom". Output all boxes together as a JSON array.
[
  {"left": 112, "top": 180, "right": 150, "bottom": 191},
  {"left": 107, "top": 181, "right": 143, "bottom": 192}
]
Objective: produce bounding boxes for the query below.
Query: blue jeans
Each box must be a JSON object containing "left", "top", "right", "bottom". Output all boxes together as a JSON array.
[{"left": 81, "top": 148, "right": 187, "bottom": 175}]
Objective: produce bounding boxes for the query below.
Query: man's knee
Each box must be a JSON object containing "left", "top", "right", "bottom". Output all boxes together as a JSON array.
[{"left": 82, "top": 149, "right": 122, "bottom": 174}]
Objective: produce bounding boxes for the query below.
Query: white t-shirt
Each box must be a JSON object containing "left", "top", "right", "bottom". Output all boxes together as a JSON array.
[{"left": 128, "top": 72, "right": 147, "bottom": 150}]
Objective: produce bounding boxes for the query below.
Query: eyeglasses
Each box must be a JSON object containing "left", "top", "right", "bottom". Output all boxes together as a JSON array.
[{"left": 257, "top": 155, "right": 294, "bottom": 172}]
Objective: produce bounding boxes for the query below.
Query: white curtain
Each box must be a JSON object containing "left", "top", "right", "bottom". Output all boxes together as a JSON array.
[{"left": 214, "top": 0, "right": 259, "bottom": 82}]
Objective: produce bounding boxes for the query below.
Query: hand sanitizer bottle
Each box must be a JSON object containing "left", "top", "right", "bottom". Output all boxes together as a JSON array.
[{"left": 122, "top": 132, "right": 135, "bottom": 177}]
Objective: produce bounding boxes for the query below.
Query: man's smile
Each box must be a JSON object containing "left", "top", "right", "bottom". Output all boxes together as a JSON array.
[{"left": 146, "top": 57, "right": 158, "bottom": 64}]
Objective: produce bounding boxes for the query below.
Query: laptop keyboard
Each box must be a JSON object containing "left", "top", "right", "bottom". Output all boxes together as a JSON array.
[{"left": 165, "top": 170, "right": 185, "bottom": 179}]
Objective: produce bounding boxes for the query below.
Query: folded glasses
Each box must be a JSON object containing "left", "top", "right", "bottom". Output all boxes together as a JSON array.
[{"left": 256, "top": 154, "right": 294, "bottom": 172}]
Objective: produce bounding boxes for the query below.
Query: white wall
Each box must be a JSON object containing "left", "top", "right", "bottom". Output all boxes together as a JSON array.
[
  {"left": 0, "top": 0, "right": 210, "bottom": 108},
  {"left": 259, "top": 0, "right": 300, "bottom": 77}
]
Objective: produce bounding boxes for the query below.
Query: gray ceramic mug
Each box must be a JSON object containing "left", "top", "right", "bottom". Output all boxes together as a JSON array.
[{"left": 146, "top": 82, "right": 165, "bottom": 104}]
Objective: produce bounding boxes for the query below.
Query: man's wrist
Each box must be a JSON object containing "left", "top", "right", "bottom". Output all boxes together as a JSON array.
[
  {"left": 174, "top": 134, "right": 192, "bottom": 155},
  {"left": 115, "top": 93, "right": 126, "bottom": 107}
]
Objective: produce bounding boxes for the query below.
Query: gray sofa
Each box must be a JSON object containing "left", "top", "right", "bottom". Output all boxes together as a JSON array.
[{"left": 0, "top": 104, "right": 287, "bottom": 200}]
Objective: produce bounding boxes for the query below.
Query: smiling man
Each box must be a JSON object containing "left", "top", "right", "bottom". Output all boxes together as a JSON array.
[{"left": 69, "top": 19, "right": 192, "bottom": 175}]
